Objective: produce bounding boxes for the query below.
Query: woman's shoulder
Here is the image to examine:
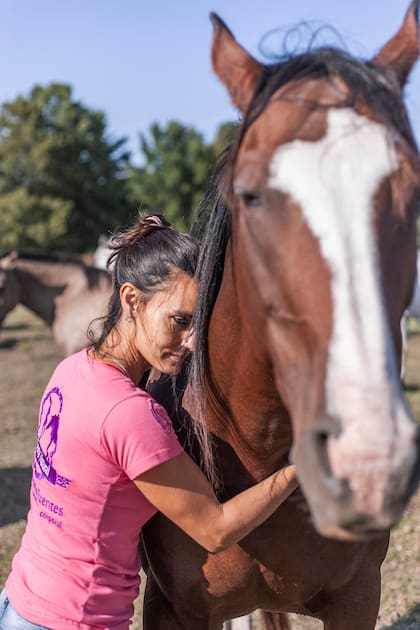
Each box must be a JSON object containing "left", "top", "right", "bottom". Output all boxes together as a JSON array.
[
  {"left": 108, "top": 388, "right": 173, "bottom": 431},
  {"left": 98, "top": 380, "right": 182, "bottom": 456}
]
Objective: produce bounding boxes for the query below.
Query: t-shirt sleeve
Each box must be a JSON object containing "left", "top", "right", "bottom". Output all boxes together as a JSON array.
[{"left": 100, "top": 393, "right": 183, "bottom": 480}]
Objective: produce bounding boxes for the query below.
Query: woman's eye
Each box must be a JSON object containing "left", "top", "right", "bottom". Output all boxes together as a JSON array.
[{"left": 172, "top": 315, "right": 190, "bottom": 327}]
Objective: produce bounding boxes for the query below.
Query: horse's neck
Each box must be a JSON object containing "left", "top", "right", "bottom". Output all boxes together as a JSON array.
[
  {"left": 207, "top": 247, "right": 293, "bottom": 477},
  {"left": 16, "top": 261, "right": 82, "bottom": 325}
]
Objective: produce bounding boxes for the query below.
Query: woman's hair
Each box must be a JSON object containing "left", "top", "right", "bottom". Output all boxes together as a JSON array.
[{"left": 88, "top": 213, "right": 200, "bottom": 349}]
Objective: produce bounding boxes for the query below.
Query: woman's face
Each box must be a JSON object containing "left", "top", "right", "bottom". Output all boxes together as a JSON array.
[{"left": 135, "top": 273, "right": 198, "bottom": 375}]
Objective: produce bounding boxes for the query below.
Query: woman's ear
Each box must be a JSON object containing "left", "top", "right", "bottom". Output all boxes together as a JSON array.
[{"left": 120, "top": 283, "right": 140, "bottom": 318}]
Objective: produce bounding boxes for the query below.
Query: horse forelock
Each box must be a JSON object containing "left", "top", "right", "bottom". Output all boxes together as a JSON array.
[{"left": 240, "top": 47, "right": 417, "bottom": 155}]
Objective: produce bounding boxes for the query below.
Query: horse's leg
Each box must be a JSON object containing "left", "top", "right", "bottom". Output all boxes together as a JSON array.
[
  {"left": 259, "top": 611, "right": 292, "bottom": 630},
  {"left": 142, "top": 574, "right": 223, "bottom": 630},
  {"left": 142, "top": 575, "right": 184, "bottom": 630},
  {"left": 320, "top": 567, "right": 381, "bottom": 630}
]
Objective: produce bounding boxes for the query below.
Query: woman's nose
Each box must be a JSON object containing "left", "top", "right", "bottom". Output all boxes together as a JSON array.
[{"left": 182, "top": 328, "right": 196, "bottom": 352}]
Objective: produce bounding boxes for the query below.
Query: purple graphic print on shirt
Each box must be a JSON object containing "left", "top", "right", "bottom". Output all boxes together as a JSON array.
[
  {"left": 149, "top": 399, "right": 173, "bottom": 434},
  {"left": 33, "top": 386, "right": 72, "bottom": 488}
]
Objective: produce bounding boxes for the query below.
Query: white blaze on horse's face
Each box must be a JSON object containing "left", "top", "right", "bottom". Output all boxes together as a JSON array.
[{"left": 268, "top": 107, "right": 416, "bottom": 517}]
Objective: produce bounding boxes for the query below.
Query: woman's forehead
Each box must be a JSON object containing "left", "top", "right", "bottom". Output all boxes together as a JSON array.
[{"left": 151, "top": 273, "right": 198, "bottom": 309}]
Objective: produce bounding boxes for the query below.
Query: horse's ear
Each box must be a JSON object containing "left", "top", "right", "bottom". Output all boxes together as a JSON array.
[
  {"left": 210, "top": 13, "right": 263, "bottom": 113},
  {"left": 371, "top": 0, "right": 419, "bottom": 86},
  {"left": 0, "top": 250, "right": 18, "bottom": 269}
]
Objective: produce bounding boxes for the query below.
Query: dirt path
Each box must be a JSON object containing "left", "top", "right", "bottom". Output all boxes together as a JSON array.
[{"left": 0, "top": 307, "right": 419, "bottom": 629}]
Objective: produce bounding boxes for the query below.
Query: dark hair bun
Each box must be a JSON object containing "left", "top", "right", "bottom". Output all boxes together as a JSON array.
[
  {"left": 107, "top": 213, "right": 172, "bottom": 268},
  {"left": 138, "top": 214, "right": 171, "bottom": 236}
]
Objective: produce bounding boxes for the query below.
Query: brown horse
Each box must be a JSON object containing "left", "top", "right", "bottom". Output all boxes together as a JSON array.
[
  {"left": 0, "top": 250, "right": 112, "bottom": 355},
  {"left": 142, "top": 3, "right": 420, "bottom": 629}
]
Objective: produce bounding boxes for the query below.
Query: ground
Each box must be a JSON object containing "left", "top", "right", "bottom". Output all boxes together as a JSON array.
[{"left": 0, "top": 307, "right": 419, "bottom": 629}]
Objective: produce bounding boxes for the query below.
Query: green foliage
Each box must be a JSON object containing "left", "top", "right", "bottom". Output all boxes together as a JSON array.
[
  {"left": 0, "top": 188, "right": 71, "bottom": 249},
  {"left": 128, "top": 121, "right": 216, "bottom": 231},
  {"left": 212, "top": 121, "right": 237, "bottom": 157},
  {"left": 0, "top": 83, "right": 132, "bottom": 252},
  {"left": 0, "top": 80, "right": 235, "bottom": 250}
]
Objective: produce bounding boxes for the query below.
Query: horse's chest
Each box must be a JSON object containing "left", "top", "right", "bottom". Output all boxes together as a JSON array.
[{"left": 203, "top": 498, "right": 386, "bottom": 605}]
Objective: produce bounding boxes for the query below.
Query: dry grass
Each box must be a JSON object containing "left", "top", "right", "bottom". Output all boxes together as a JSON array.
[{"left": 0, "top": 307, "right": 419, "bottom": 629}]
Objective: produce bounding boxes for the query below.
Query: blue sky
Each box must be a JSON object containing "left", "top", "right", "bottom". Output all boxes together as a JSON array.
[{"left": 1, "top": 0, "right": 419, "bottom": 164}]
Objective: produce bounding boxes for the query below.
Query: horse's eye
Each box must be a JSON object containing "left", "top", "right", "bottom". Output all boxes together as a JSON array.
[{"left": 237, "top": 190, "right": 262, "bottom": 208}]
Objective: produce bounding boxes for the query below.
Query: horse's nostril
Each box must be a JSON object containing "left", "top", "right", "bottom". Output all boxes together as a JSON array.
[
  {"left": 301, "top": 419, "right": 351, "bottom": 501},
  {"left": 311, "top": 429, "right": 331, "bottom": 473}
]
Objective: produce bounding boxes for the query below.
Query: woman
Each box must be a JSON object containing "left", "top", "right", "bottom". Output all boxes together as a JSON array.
[{"left": 1, "top": 214, "right": 297, "bottom": 630}]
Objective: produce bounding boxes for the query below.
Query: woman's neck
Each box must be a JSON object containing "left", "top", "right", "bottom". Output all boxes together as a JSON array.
[{"left": 95, "top": 334, "right": 150, "bottom": 386}]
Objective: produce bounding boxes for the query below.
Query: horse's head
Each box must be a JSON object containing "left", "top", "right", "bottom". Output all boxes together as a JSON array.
[
  {"left": 0, "top": 251, "right": 20, "bottom": 327},
  {"left": 210, "top": 1, "right": 420, "bottom": 539}
]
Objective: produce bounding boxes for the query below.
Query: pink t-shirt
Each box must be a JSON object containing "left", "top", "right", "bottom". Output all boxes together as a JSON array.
[{"left": 6, "top": 349, "right": 183, "bottom": 629}]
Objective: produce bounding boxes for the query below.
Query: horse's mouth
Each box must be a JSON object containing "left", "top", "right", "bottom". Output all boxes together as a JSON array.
[{"left": 314, "top": 518, "right": 391, "bottom": 542}]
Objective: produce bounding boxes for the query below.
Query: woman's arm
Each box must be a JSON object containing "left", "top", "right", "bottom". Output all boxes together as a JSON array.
[{"left": 134, "top": 452, "right": 297, "bottom": 553}]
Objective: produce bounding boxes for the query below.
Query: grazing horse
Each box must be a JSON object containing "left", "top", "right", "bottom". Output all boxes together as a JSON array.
[
  {"left": 406, "top": 249, "right": 420, "bottom": 320},
  {"left": 0, "top": 250, "right": 112, "bottom": 355},
  {"left": 401, "top": 249, "right": 420, "bottom": 380},
  {"left": 142, "top": 3, "right": 420, "bottom": 629}
]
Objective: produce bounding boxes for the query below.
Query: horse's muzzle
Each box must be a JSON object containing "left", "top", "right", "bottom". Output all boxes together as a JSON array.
[{"left": 293, "top": 418, "right": 420, "bottom": 541}]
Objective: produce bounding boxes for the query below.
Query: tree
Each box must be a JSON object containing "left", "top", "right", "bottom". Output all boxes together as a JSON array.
[
  {"left": 0, "top": 83, "right": 132, "bottom": 252},
  {"left": 188, "top": 121, "right": 238, "bottom": 240},
  {"left": 128, "top": 121, "right": 215, "bottom": 231},
  {"left": 212, "top": 121, "right": 237, "bottom": 158}
]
